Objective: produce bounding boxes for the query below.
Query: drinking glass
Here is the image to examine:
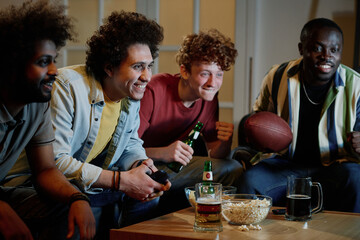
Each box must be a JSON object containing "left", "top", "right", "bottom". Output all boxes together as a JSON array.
[
  {"left": 193, "top": 182, "right": 222, "bottom": 232},
  {"left": 285, "top": 176, "right": 323, "bottom": 221}
]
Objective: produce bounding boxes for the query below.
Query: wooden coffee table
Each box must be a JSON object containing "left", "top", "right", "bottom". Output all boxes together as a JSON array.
[{"left": 110, "top": 207, "right": 360, "bottom": 240}]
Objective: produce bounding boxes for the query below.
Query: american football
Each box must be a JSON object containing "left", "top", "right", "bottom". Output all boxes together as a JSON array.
[{"left": 244, "top": 111, "right": 292, "bottom": 152}]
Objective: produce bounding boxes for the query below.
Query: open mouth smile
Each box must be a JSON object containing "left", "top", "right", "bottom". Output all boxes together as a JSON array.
[
  {"left": 41, "top": 80, "right": 54, "bottom": 92},
  {"left": 316, "top": 63, "right": 334, "bottom": 73}
]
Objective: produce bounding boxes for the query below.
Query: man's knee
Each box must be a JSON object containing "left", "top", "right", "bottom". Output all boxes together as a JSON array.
[
  {"left": 334, "top": 162, "right": 360, "bottom": 187},
  {"left": 211, "top": 159, "right": 243, "bottom": 186},
  {"left": 212, "top": 158, "right": 243, "bottom": 174}
]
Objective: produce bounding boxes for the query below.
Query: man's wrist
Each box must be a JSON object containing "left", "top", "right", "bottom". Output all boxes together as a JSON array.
[
  {"left": 118, "top": 171, "right": 128, "bottom": 192},
  {"left": 69, "top": 192, "right": 90, "bottom": 206},
  {"left": 117, "top": 171, "right": 121, "bottom": 191}
]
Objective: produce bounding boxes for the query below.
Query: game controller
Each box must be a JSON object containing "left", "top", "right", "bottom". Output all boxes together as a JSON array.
[{"left": 147, "top": 170, "right": 169, "bottom": 185}]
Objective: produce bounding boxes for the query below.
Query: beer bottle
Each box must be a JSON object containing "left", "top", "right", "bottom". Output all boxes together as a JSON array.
[
  {"left": 167, "top": 121, "right": 204, "bottom": 173},
  {"left": 202, "top": 160, "right": 213, "bottom": 185},
  {"left": 202, "top": 160, "right": 214, "bottom": 194}
]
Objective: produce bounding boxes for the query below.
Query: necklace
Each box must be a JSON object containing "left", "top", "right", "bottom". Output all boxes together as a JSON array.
[{"left": 302, "top": 83, "right": 320, "bottom": 105}]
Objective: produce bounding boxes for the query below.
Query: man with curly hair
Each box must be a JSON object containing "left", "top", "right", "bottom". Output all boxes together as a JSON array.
[
  {"left": 0, "top": 1, "right": 95, "bottom": 239},
  {"left": 48, "top": 11, "right": 170, "bottom": 238},
  {"left": 138, "top": 29, "right": 243, "bottom": 214}
]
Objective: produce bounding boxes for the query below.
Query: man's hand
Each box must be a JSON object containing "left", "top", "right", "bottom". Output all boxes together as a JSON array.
[
  {"left": 207, "top": 121, "right": 234, "bottom": 159},
  {"left": 120, "top": 159, "right": 171, "bottom": 201},
  {"left": 347, "top": 131, "right": 360, "bottom": 154},
  {"left": 0, "top": 201, "right": 33, "bottom": 240},
  {"left": 66, "top": 200, "right": 96, "bottom": 240},
  {"left": 146, "top": 141, "right": 194, "bottom": 165},
  {"left": 25, "top": 145, "right": 96, "bottom": 240},
  {"left": 216, "top": 121, "right": 234, "bottom": 142}
]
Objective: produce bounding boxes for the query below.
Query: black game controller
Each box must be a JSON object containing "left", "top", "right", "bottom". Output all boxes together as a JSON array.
[{"left": 148, "top": 170, "right": 169, "bottom": 185}]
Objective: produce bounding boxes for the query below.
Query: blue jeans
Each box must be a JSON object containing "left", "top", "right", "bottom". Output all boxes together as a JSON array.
[
  {"left": 237, "top": 156, "right": 360, "bottom": 213},
  {"left": 0, "top": 186, "right": 78, "bottom": 240},
  {"left": 88, "top": 189, "right": 159, "bottom": 239}
]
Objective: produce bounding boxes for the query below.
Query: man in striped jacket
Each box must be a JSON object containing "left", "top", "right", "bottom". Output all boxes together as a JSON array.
[{"left": 238, "top": 18, "right": 360, "bottom": 213}]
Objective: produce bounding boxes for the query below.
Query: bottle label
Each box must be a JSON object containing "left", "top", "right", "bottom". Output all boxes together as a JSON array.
[
  {"left": 203, "top": 171, "right": 213, "bottom": 181},
  {"left": 193, "top": 131, "right": 200, "bottom": 140}
]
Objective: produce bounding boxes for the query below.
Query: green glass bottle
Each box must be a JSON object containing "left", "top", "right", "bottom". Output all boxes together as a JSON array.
[
  {"left": 167, "top": 121, "right": 204, "bottom": 173},
  {"left": 201, "top": 160, "right": 215, "bottom": 194},
  {"left": 202, "top": 160, "right": 213, "bottom": 185}
]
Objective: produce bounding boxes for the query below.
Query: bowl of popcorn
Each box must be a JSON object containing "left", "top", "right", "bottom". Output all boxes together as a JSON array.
[
  {"left": 184, "top": 186, "right": 237, "bottom": 208},
  {"left": 184, "top": 186, "right": 196, "bottom": 208},
  {"left": 221, "top": 194, "right": 272, "bottom": 225}
]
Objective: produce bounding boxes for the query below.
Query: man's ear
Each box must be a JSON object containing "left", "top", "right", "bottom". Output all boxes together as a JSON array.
[
  {"left": 104, "top": 64, "right": 113, "bottom": 77},
  {"left": 298, "top": 42, "right": 304, "bottom": 56},
  {"left": 180, "top": 65, "right": 190, "bottom": 80}
]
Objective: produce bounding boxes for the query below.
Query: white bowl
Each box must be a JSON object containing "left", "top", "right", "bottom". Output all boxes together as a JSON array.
[{"left": 222, "top": 194, "right": 272, "bottom": 225}]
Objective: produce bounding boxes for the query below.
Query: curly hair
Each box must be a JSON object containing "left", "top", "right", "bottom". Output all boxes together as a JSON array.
[
  {"left": 0, "top": 0, "right": 75, "bottom": 82},
  {"left": 176, "top": 29, "right": 237, "bottom": 72},
  {"left": 86, "top": 11, "right": 164, "bottom": 82}
]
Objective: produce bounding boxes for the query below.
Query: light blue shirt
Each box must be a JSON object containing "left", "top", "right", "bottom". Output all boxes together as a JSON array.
[{"left": 52, "top": 64, "right": 147, "bottom": 191}]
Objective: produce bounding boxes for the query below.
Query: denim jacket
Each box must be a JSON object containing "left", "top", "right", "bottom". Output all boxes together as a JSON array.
[{"left": 51, "top": 65, "right": 147, "bottom": 191}]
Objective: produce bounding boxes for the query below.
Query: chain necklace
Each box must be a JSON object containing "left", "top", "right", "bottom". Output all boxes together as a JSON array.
[{"left": 302, "top": 82, "right": 321, "bottom": 105}]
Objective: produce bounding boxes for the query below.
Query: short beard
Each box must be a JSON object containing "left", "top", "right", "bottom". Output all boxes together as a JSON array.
[{"left": 10, "top": 79, "right": 51, "bottom": 104}]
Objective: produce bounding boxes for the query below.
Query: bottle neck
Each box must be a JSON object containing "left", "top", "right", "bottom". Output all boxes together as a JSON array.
[{"left": 187, "top": 130, "right": 200, "bottom": 140}]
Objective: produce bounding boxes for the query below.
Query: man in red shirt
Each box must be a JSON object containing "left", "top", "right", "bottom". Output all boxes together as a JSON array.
[{"left": 139, "top": 29, "right": 243, "bottom": 214}]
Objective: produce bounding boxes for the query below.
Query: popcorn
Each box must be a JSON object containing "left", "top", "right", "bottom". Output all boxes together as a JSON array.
[
  {"left": 238, "top": 225, "right": 249, "bottom": 231},
  {"left": 222, "top": 198, "right": 271, "bottom": 225},
  {"left": 238, "top": 224, "right": 262, "bottom": 231},
  {"left": 188, "top": 191, "right": 196, "bottom": 207},
  {"left": 248, "top": 224, "right": 262, "bottom": 230},
  {"left": 238, "top": 224, "right": 262, "bottom": 232}
]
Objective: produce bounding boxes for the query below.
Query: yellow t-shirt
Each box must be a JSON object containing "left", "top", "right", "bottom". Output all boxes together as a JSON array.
[{"left": 86, "top": 95, "right": 121, "bottom": 163}]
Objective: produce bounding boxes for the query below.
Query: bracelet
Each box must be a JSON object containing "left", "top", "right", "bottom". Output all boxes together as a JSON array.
[
  {"left": 117, "top": 171, "right": 121, "bottom": 191},
  {"left": 136, "top": 159, "right": 145, "bottom": 167},
  {"left": 112, "top": 170, "right": 116, "bottom": 191},
  {"left": 69, "top": 192, "right": 90, "bottom": 206}
]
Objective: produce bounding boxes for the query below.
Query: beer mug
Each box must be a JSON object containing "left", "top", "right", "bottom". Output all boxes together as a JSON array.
[
  {"left": 285, "top": 176, "right": 323, "bottom": 221},
  {"left": 193, "top": 183, "right": 222, "bottom": 232}
]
